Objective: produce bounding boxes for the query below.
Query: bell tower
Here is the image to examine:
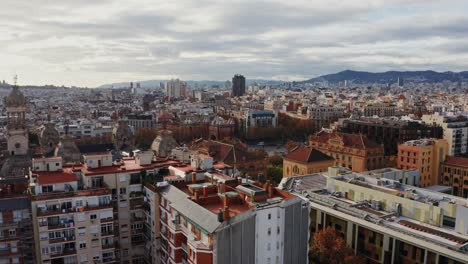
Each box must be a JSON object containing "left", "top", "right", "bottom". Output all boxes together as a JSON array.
[{"left": 4, "top": 75, "right": 29, "bottom": 156}]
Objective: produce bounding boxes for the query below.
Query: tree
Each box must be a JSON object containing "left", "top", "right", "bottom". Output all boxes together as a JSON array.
[
  {"left": 267, "top": 166, "right": 283, "bottom": 185},
  {"left": 310, "top": 227, "right": 364, "bottom": 264},
  {"left": 135, "top": 128, "right": 159, "bottom": 150},
  {"left": 268, "top": 154, "right": 283, "bottom": 167}
]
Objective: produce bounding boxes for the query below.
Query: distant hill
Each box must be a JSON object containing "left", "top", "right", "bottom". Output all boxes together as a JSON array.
[
  {"left": 302, "top": 70, "right": 468, "bottom": 84},
  {"left": 99, "top": 79, "right": 286, "bottom": 89}
]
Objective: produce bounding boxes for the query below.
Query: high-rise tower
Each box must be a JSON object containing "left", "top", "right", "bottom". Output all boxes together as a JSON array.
[{"left": 232, "top": 74, "right": 246, "bottom": 97}]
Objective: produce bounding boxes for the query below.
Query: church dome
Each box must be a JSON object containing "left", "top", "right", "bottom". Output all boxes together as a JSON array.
[{"left": 4, "top": 86, "right": 26, "bottom": 107}]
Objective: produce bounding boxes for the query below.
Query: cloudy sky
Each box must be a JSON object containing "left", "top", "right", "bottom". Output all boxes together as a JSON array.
[{"left": 1, "top": 0, "right": 468, "bottom": 87}]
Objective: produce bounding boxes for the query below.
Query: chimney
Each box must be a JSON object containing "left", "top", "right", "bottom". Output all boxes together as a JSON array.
[
  {"left": 268, "top": 185, "right": 274, "bottom": 199},
  {"left": 223, "top": 206, "right": 230, "bottom": 220},
  {"left": 191, "top": 172, "right": 197, "bottom": 183},
  {"left": 194, "top": 190, "right": 200, "bottom": 202},
  {"left": 203, "top": 186, "right": 208, "bottom": 197},
  {"left": 217, "top": 209, "right": 224, "bottom": 222},
  {"left": 223, "top": 195, "right": 229, "bottom": 208},
  {"left": 237, "top": 177, "right": 242, "bottom": 185}
]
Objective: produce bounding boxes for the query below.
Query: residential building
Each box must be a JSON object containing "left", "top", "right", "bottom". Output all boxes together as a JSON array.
[
  {"left": 232, "top": 74, "right": 246, "bottom": 97},
  {"left": 280, "top": 168, "right": 468, "bottom": 264},
  {"left": 241, "top": 109, "right": 278, "bottom": 139},
  {"left": 422, "top": 113, "right": 468, "bottom": 156},
  {"left": 283, "top": 146, "right": 334, "bottom": 177},
  {"left": 190, "top": 139, "right": 268, "bottom": 180},
  {"left": 306, "top": 105, "right": 345, "bottom": 129},
  {"left": 397, "top": 139, "right": 449, "bottom": 188},
  {"left": 146, "top": 172, "right": 309, "bottom": 264},
  {"left": 165, "top": 79, "right": 186, "bottom": 99},
  {"left": 30, "top": 157, "right": 117, "bottom": 264},
  {"left": 441, "top": 156, "right": 468, "bottom": 198},
  {"left": 339, "top": 118, "right": 443, "bottom": 155},
  {"left": 309, "top": 130, "right": 385, "bottom": 172},
  {"left": 125, "top": 113, "right": 156, "bottom": 131},
  {"left": 0, "top": 176, "right": 34, "bottom": 264},
  {"left": 363, "top": 103, "right": 396, "bottom": 117}
]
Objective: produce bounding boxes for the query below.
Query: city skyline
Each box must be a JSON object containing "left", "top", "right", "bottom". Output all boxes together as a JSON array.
[{"left": 2, "top": 0, "right": 468, "bottom": 87}]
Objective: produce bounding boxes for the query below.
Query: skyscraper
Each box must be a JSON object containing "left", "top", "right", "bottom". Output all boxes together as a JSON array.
[{"left": 231, "top": 74, "right": 246, "bottom": 97}]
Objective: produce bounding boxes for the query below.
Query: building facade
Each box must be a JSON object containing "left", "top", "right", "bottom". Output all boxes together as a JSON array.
[
  {"left": 146, "top": 172, "right": 309, "bottom": 264},
  {"left": 339, "top": 118, "right": 443, "bottom": 156},
  {"left": 231, "top": 74, "right": 246, "bottom": 97},
  {"left": 422, "top": 114, "right": 468, "bottom": 156},
  {"left": 280, "top": 168, "right": 468, "bottom": 264},
  {"left": 397, "top": 139, "right": 449, "bottom": 188},
  {"left": 283, "top": 146, "right": 334, "bottom": 177},
  {"left": 441, "top": 156, "right": 468, "bottom": 198},
  {"left": 309, "top": 131, "right": 385, "bottom": 172}
]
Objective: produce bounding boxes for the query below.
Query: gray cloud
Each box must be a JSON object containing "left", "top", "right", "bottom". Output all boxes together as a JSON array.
[{"left": 1, "top": 0, "right": 468, "bottom": 86}]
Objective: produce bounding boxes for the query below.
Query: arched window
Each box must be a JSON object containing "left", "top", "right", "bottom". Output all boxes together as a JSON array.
[{"left": 293, "top": 165, "right": 299, "bottom": 174}]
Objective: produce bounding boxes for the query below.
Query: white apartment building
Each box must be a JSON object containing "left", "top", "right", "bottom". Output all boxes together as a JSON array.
[{"left": 422, "top": 113, "right": 468, "bottom": 155}]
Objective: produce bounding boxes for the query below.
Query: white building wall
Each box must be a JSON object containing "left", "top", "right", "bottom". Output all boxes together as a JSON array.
[{"left": 255, "top": 206, "right": 284, "bottom": 264}]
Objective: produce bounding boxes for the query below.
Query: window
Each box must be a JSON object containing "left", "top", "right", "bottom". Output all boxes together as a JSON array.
[
  {"left": 90, "top": 214, "right": 97, "bottom": 220},
  {"left": 79, "top": 242, "right": 86, "bottom": 249},
  {"left": 268, "top": 214, "right": 271, "bottom": 220},
  {"left": 78, "top": 227, "right": 86, "bottom": 236},
  {"left": 120, "top": 187, "right": 127, "bottom": 195},
  {"left": 91, "top": 177, "right": 104, "bottom": 188},
  {"left": 267, "top": 228, "right": 271, "bottom": 235},
  {"left": 42, "top": 185, "right": 53, "bottom": 193},
  {"left": 130, "top": 173, "right": 141, "bottom": 185}
]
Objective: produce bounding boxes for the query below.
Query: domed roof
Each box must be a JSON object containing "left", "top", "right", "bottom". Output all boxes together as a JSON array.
[{"left": 4, "top": 86, "right": 26, "bottom": 107}]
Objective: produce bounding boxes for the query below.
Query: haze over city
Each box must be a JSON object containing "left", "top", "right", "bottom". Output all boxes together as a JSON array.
[{"left": 2, "top": 0, "right": 468, "bottom": 87}]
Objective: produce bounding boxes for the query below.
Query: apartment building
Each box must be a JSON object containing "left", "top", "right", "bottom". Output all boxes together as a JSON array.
[
  {"left": 309, "top": 130, "right": 385, "bottom": 172},
  {"left": 441, "top": 156, "right": 468, "bottom": 198},
  {"left": 363, "top": 103, "right": 396, "bottom": 117},
  {"left": 397, "top": 139, "right": 449, "bottom": 187},
  {"left": 0, "top": 189, "right": 35, "bottom": 264},
  {"left": 145, "top": 172, "right": 309, "bottom": 264},
  {"left": 339, "top": 118, "right": 443, "bottom": 155},
  {"left": 78, "top": 151, "right": 178, "bottom": 264},
  {"left": 30, "top": 157, "right": 117, "bottom": 264},
  {"left": 281, "top": 167, "right": 468, "bottom": 264},
  {"left": 422, "top": 113, "right": 468, "bottom": 156},
  {"left": 306, "top": 105, "right": 345, "bottom": 129},
  {"left": 29, "top": 151, "right": 181, "bottom": 264}
]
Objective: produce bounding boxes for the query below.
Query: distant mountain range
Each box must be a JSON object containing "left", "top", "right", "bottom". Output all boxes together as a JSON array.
[
  {"left": 302, "top": 70, "right": 468, "bottom": 84},
  {"left": 98, "top": 79, "right": 286, "bottom": 89}
]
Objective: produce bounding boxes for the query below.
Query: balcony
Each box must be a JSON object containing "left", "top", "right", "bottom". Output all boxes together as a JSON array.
[
  {"left": 47, "top": 220, "right": 75, "bottom": 230},
  {"left": 50, "top": 248, "right": 77, "bottom": 258},
  {"left": 49, "top": 235, "right": 76, "bottom": 244}
]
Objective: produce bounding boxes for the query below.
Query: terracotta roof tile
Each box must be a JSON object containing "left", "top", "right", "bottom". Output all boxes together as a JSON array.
[
  {"left": 285, "top": 147, "right": 334, "bottom": 163},
  {"left": 444, "top": 156, "right": 468, "bottom": 168}
]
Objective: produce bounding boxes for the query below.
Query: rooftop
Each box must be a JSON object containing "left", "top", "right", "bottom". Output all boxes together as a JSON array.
[{"left": 284, "top": 146, "right": 334, "bottom": 163}]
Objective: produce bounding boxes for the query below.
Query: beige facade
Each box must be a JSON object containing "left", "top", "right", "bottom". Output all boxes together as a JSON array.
[
  {"left": 397, "top": 139, "right": 448, "bottom": 187},
  {"left": 283, "top": 159, "right": 333, "bottom": 177}
]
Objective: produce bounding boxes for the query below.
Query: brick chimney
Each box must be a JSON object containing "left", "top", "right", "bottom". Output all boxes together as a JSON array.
[
  {"left": 268, "top": 185, "right": 274, "bottom": 199},
  {"left": 203, "top": 186, "right": 208, "bottom": 197},
  {"left": 223, "top": 206, "right": 230, "bottom": 219},
  {"left": 191, "top": 172, "right": 197, "bottom": 183}
]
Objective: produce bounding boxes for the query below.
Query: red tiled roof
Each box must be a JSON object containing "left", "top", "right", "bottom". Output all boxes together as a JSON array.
[
  {"left": 310, "top": 131, "right": 382, "bottom": 150},
  {"left": 285, "top": 147, "right": 333, "bottom": 163},
  {"left": 444, "top": 156, "right": 468, "bottom": 168},
  {"left": 35, "top": 170, "right": 77, "bottom": 185}
]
